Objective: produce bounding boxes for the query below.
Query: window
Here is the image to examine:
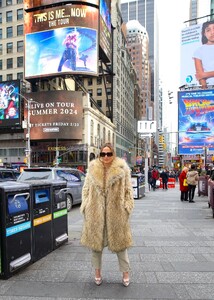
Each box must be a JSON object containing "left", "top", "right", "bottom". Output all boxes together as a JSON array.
[
  {"left": 7, "top": 58, "right": 13, "bottom": 69},
  {"left": 17, "top": 40, "right": 23, "bottom": 52},
  {"left": 7, "top": 74, "right": 13, "bottom": 80},
  {"left": 17, "top": 24, "right": 23, "bottom": 36},
  {"left": 6, "top": 11, "right": 13, "bottom": 22},
  {"left": 0, "top": 44, "right": 2, "bottom": 55},
  {"left": 7, "top": 42, "right": 13, "bottom": 53},
  {"left": 17, "top": 9, "right": 23, "bottom": 20},
  {"left": 17, "top": 56, "right": 23, "bottom": 67},
  {"left": 97, "top": 100, "right": 102, "bottom": 107},
  {"left": 88, "top": 89, "right": 93, "bottom": 96},
  {"left": 17, "top": 72, "right": 23, "bottom": 80},
  {"left": 17, "top": 0, "right": 23, "bottom": 3},
  {"left": 97, "top": 77, "right": 102, "bottom": 85},
  {"left": 0, "top": 1, "right": 2, "bottom": 7},
  {"left": 0, "top": 60, "right": 2, "bottom": 70},
  {"left": 97, "top": 88, "right": 102, "bottom": 96},
  {"left": 0, "top": 29, "right": 2, "bottom": 39},
  {"left": 7, "top": 27, "right": 13, "bottom": 38},
  {"left": 0, "top": 76, "right": 2, "bottom": 82},
  {"left": 88, "top": 78, "right": 92, "bottom": 85},
  {"left": 0, "top": 13, "right": 2, "bottom": 23},
  {"left": 6, "top": 0, "right": 12, "bottom": 5},
  {"left": 107, "top": 88, "right": 111, "bottom": 95}
]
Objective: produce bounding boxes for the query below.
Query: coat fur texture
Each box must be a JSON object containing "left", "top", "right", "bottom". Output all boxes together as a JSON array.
[{"left": 80, "top": 157, "right": 134, "bottom": 253}]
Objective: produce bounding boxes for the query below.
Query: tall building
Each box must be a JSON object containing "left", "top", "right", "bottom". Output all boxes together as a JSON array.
[
  {"left": 189, "top": 0, "right": 211, "bottom": 24},
  {"left": 120, "top": 0, "right": 159, "bottom": 127},
  {"left": 125, "top": 20, "right": 152, "bottom": 120}
]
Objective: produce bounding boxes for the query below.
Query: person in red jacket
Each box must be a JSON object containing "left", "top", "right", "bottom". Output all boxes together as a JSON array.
[
  {"left": 151, "top": 167, "right": 159, "bottom": 191},
  {"left": 179, "top": 167, "right": 189, "bottom": 201}
]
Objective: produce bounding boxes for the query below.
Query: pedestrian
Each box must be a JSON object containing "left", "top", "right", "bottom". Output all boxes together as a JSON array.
[
  {"left": 186, "top": 164, "right": 199, "bottom": 203},
  {"left": 151, "top": 167, "right": 159, "bottom": 191},
  {"left": 80, "top": 142, "right": 134, "bottom": 287},
  {"left": 179, "top": 166, "right": 189, "bottom": 201},
  {"left": 148, "top": 167, "right": 152, "bottom": 191},
  {"left": 160, "top": 169, "right": 169, "bottom": 190}
]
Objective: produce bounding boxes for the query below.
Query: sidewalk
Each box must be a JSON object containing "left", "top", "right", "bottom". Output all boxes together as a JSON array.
[{"left": 1, "top": 183, "right": 214, "bottom": 299}]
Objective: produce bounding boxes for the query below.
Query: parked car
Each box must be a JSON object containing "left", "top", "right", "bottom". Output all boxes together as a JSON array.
[
  {"left": 0, "top": 168, "right": 20, "bottom": 181},
  {"left": 17, "top": 167, "right": 85, "bottom": 211}
]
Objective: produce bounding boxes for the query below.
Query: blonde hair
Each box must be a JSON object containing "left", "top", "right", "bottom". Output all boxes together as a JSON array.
[{"left": 182, "top": 167, "right": 188, "bottom": 172}]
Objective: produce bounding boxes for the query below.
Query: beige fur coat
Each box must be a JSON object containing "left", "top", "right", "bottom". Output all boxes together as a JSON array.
[{"left": 80, "top": 157, "right": 134, "bottom": 253}]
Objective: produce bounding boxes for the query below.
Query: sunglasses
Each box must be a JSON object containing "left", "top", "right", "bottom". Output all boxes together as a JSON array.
[{"left": 100, "top": 152, "right": 113, "bottom": 157}]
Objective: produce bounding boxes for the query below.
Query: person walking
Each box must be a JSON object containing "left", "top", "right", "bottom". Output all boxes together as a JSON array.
[
  {"left": 80, "top": 142, "right": 134, "bottom": 287},
  {"left": 187, "top": 164, "right": 199, "bottom": 203},
  {"left": 160, "top": 169, "right": 169, "bottom": 190},
  {"left": 179, "top": 167, "right": 189, "bottom": 201}
]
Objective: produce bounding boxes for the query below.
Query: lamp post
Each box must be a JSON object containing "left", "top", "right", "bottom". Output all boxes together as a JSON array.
[{"left": 14, "top": 92, "right": 39, "bottom": 168}]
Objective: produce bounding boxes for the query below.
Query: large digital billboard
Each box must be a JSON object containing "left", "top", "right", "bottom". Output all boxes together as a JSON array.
[
  {"left": 24, "top": 0, "right": 99, "bottom": 10},
  {"left": 99, "top": 0, "right": 112, "bottom": 62},
  {"left": 24, "top": 90, "right": 83, "bottom": 140},
  {"left": 24, "top": 4, "right": 99, "bottom": 79},
  {"left": 0, "top": 80, "right": 21, "bottom": 128},
  {"left": 180, "top": 21, "right": 214, "bottom": 88},
  {"left": 178, "top": 89, "right": 214, "bottom": 155}
]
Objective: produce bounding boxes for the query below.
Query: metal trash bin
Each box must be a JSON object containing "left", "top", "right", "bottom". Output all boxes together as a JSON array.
[
  {"left": 0, "top": 181, "right": 32, "bottom": 279},
  {"left": 198, "top": 175, "right": 208, "bottom": 196},
  {"left": 131, "top": 173, "right": 145, "bottom": 199},
  {"left": 51, "top": 181, "right": 68, "bottom": 249},
  {"left": 29, "top": 181, "right": 53, "bottom": 262}
]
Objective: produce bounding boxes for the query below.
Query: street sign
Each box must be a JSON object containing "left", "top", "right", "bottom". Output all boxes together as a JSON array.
[{"left": 137, "top": 121, "right": 157, "bottom": 133}]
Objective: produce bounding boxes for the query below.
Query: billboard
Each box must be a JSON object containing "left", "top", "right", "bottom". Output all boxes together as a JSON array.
[
  {"left": 24, "top": 0, "right": 99, "bottom": 10},
  {"left": 99, "top": 0, "right": 112, "bottom": 62},
  {"left": 178, "top": 89, "right": 214, "bottom": 155},
  {"left": 24, "top": 90, "right": 83, "bottom": 140},
  {"left": 24, "top": 4, "right": 99, "bottom": 78},
  {"left": 0, "top": 80, "right": 21, "bottom": 128},
  {"left": 180, "top": 21, "right": 214, "bottom": 88}
]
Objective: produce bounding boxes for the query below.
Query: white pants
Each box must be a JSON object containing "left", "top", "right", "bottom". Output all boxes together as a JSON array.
[{"left": 91, "top": 248, "right": 131, "bottom": 272}]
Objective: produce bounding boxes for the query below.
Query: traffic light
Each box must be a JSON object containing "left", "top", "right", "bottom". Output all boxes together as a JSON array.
[{"left": 159, "top": 135, "right": 164, "bottom": 144}]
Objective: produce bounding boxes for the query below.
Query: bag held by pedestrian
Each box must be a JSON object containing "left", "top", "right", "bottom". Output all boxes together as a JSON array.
[{"left": 183, "top": 179, "right": 188, "bottom": 186}]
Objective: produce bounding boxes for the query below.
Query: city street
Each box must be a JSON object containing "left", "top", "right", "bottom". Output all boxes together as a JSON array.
[{"left": 1, "top": 182, "right": 214, "bottom": 299}]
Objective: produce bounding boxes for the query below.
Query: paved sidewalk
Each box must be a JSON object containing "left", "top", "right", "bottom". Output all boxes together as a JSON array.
[{"left": 0, "top": 183, "right": 214, "bottom": 299}]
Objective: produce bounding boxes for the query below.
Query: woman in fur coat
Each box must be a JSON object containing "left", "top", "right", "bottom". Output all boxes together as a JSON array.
[{"left": 80, "top": 143, "right": 134, "bottom": 287}]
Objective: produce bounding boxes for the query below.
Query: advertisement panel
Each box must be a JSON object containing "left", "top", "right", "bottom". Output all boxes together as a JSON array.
[
  {"left": 24, "top": 91, "right": 83, "bottom": 140},
  {"left": 24, "top": 4, "right": 99, "bottom": 78},
  {"left": 0, "top": 80, "right": 21, "bottom": 128},
  {"left": 178, "top": 89, "right": 214, "bottom": 155},
  {"left": 180, "top": 21, "right": 214, "bottom": 88},
  {"left": 99, "top": 0, "right": 112, "bottom": 62},
  {"left": 24, "top": 0, "right": 99, "bottom": 10}
]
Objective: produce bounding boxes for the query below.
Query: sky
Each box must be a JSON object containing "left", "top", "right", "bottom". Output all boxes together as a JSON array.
[{"left": 157, "top": 0, "right": 191, "bottom": 137}]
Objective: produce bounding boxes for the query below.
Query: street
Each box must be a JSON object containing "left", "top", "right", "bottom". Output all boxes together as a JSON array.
[{"left": 1, "top": 183, "right": 214, "bottom": 299}]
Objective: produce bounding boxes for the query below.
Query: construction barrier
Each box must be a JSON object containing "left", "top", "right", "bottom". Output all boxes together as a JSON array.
[{"left": 159, "top": 177, "right": 176, "bottom": 188}]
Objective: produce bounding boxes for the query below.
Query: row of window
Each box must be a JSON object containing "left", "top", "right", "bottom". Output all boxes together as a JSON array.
[
  {"left": 0, "top": 0, "right": 23, "bottom": 6},
  {"left": 0, "top": 71, "right": 23, "bottom": 82},
  {"left": 0, "top": 40, "right": 23, "bottom": 55},
  {"left": 0, "top": 25, "right": 23, "bottom": 39},
  {"left": 0, "top": 9, "right": 23, "bottom": 23},
  {"left": 0, "top": 56, "right": 23, "bottom": 69}
]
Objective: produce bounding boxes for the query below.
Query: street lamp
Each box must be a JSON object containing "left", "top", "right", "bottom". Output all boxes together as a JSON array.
[{"left": 14, "top": 92, "right": 38, "bottom": 168}]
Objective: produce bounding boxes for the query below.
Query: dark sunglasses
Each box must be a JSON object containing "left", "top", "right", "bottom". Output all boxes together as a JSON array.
[{"left": 100, "top": 152, "right": 113, "bottom": 157}]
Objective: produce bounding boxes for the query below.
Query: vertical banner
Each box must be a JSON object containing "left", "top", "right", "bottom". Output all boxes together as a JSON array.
[
  {"left": 180, "top": 21, "right": 214, "bottom": 87},
  {"left": 178, "top": 89, "right": 214, "bottom": 155}
]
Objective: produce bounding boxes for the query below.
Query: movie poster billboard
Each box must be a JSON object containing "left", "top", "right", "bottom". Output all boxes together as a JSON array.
[
  {"left": 178, "top": 89, "right": 214, "bottom": 155},
  {"left": 24, "top": 0, "right": 99, "bottom": 10},
  {"left": 24, "top": 4, "right": 99, "bottom": 79},
  {"left": 99, "top": 0, "right": 112, "bottom": 62},
  {"left": 0, "top": 80, "right": 21, "bottom": 128},
  {"left": 180, "top": 21, "right": 214, "bottom": 88},
  {"left": 24, "top": 91, "right": 83, "bottom": 140}
]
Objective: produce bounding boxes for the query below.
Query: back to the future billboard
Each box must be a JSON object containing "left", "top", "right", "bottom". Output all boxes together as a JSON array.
[
  {"left": 24, "top": 4, "right": 99, "bottom": 78},
  {"left": 178, "top": 89, "right": 214, "bottom": 155}
]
